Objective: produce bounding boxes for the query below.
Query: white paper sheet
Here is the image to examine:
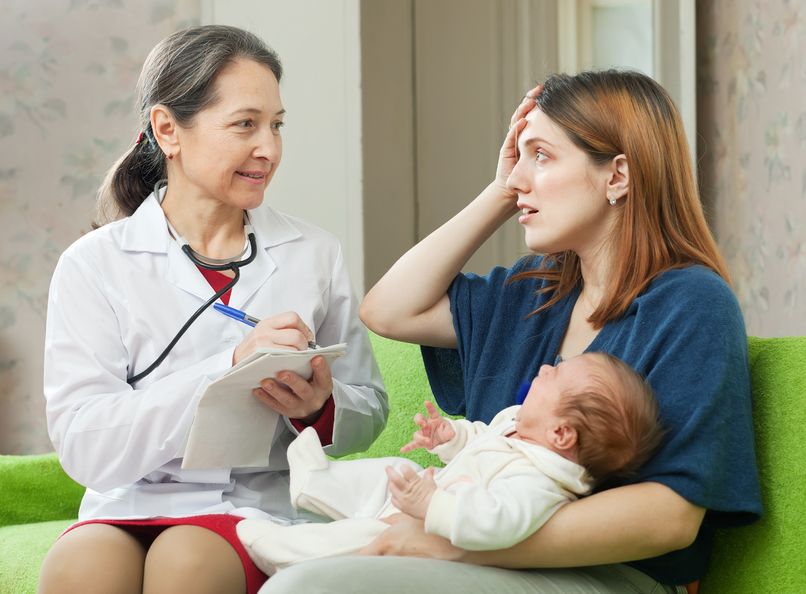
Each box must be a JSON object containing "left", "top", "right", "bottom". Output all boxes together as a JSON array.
[{"left": 181, "top": 343, "right": 347, "bottom": 470}]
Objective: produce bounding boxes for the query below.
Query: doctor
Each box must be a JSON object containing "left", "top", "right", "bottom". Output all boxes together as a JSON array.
[{"left": 39, "top": 25, "right": 388, "bottom": 594}]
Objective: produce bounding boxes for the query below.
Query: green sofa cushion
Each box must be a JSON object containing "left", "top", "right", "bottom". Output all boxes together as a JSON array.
[
  {"left": 700, "top": 336, "right": 806, "bottom": 593},
  {"left": 0, "top": 453, "right": 84, "bottom": 528},
  {"left": 1, "top": 334, "right": 804, "bottom": 594},
  {"left": 339, "top": 335, "right": 445, "bottom": 468},
  {"left": 0, "top": 520, "right": 73, "bottom": 594}
]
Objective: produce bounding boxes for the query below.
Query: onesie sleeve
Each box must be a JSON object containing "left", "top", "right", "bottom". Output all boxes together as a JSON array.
[
  {"left": 424, "top": 463, "right": 572, "bottom": 550},
  {"left": 427, "top": 418, "right": 492, "bottom": 463}
]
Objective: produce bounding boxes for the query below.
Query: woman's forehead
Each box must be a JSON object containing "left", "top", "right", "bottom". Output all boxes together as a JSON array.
[{"left": 519, "top": 108, "right": 569, "bottom": 150}]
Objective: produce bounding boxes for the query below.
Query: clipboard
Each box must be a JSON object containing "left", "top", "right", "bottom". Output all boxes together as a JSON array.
[{"left": 181, "top": 343, "right": 347, "bottom": 470}]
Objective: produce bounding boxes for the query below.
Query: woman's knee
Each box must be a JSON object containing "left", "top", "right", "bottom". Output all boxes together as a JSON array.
[
  {"left": 143, "top": 525, "right": 245, "bottom": 594},
  {"left": 38, "top": 523, "right": 145, "bottom": 594}
]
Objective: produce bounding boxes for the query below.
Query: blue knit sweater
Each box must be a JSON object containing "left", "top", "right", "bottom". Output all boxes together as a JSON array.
[{"left": 422, "top": 257, "right": 762, "bottom": 585}]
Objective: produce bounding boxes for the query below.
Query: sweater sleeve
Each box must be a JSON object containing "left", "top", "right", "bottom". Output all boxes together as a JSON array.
[
  {"left": 424, "top": 464, "right": 572, "bottom": 550},
  {"left": 421, "top": 259, "right": 541, "bottom": 420},
  {"left": 622, "top": 268, "right": 761, "bottom": 526}
]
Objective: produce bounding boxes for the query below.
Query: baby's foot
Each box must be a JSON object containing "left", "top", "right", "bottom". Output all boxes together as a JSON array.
[{"left": 287, "top": 427, "right": 329, "bottom": 510}]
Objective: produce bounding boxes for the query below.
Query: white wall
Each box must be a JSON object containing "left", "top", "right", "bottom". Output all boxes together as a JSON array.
[{"left": 202, "top": 0, "right": 364, "bottom": 295}]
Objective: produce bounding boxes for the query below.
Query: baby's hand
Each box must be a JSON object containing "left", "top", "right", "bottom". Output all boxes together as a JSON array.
[
  {"left": 400, "top": 401, "right": 456, "bottom": 453},
  {"left": 386, "top": 465, "right": 437, "bottom": 520}
]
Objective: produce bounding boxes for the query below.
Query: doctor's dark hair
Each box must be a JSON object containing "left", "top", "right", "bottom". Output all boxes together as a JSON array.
[{"left": 94, "top": 25, "right": 282, "bottom": 226}]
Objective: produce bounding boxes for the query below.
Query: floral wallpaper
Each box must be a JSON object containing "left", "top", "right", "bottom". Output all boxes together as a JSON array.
[
  {"left": 0, "top": 0, "right": 200, "bottom": 454},
  {"left": 1, "top": 0, "right": 803, "bottom": 455},
  {"left": 698, "top": 0, "right": 806, "bottom": 337}
]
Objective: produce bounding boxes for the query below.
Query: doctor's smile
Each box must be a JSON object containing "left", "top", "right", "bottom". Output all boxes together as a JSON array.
[{"left": 236, "top": 170, "right": 269, "bottom": 183}]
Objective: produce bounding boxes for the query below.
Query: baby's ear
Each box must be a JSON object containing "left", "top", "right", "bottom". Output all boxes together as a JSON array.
[{"left": 551, "top": 422, "right": 578, "bottom": 451}]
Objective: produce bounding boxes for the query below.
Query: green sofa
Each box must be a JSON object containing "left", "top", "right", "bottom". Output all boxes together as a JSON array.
[{"left": 1, "top": 335, "right": 804, "bottom": 593}]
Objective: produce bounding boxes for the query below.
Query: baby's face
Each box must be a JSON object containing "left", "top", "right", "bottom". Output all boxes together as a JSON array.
[{"left": 515, "top": 356, "right": 595, "bottom": 446}]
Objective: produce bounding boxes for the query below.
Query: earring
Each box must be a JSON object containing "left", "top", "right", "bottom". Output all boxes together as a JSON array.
[
  {"left": 166, "top": 152, "right": 174, "bottom": 160},
  {"left": 608, "top": 194, "right": 617, "bottom": 206}
]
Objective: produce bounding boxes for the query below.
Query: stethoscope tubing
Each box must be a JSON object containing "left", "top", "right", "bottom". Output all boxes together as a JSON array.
[{"left": 126, "top": 232, "right": 257, "bottom": 385}]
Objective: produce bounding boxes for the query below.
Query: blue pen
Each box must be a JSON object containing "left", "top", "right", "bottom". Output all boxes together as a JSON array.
[
  {"left": 214, "top": 303, "right": 261, "bottom": 327},
  {"left": 213, "top": 303, "right": 319, "bottom": 349}
]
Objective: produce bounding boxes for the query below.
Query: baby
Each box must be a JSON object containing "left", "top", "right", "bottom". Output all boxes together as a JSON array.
[{"left": 238, "top": 352, "right": 664, "bottom": 575}]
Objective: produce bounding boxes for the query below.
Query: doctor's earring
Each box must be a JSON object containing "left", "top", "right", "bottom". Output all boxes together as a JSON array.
[{"left": 608, "top": 194, "right": 617, "bottom": 206}]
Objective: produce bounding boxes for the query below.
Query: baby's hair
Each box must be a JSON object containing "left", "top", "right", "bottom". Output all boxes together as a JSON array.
[{"left": 556, "top": 353, "right": 664, "bottom": 486}]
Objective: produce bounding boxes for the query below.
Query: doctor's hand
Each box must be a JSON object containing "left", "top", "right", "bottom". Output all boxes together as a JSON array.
[
  {"left": 252, "top": 355, "right": 333, "bottom": 422},
  {"left": 233, "top": 311, "right": 315, "bottom": 365}
]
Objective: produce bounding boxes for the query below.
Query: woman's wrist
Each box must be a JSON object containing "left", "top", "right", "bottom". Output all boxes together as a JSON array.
[{"left": 469, "top": 182, "right": 520, "bottom": 231}]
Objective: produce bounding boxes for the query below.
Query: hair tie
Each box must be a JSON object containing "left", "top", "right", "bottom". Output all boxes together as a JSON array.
[{"left": 135, "top": 131, "right": 145, "bottom": 146}]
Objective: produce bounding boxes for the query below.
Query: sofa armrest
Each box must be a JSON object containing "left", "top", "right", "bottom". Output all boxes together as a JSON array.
[{"left": 0, "top": 453, "right": 83, "bottom": 527}]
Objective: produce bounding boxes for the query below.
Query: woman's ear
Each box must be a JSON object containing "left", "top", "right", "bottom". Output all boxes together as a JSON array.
[
  {"left": 150, "top": 105, "right": 180, "bottom": 159},
  {"left": 606, "top": 154, "right": 629, "bottom": 203}
]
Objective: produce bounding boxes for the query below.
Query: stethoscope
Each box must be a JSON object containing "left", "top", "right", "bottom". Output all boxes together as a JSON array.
[{"left": 126, "top": 208, "right": 258, "bottom": 386}]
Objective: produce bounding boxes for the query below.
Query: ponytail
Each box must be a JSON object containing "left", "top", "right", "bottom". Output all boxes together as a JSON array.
[{"left": 94, "top": 129, "right": 165, "bottom": 228}]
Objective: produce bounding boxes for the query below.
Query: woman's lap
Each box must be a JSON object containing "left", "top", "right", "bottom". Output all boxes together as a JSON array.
[{"left": 259, "top": 556, "right": 684, "bottom": 594}]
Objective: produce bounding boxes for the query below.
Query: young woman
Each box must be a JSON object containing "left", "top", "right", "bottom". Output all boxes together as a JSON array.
[
  {"left": 39, "top": 25, "right": 387, "bottom": 594},
  {"left": 262, "top": 71, "right": 762, "bottom": 593}
]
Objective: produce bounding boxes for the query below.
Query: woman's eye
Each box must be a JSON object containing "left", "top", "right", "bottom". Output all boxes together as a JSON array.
[
  {"left": 535, "top": 149, "right": 548, "bottom": 162},
  {"left": 271, "top": 121, "right": 285, "bottom": 132},
  {"left": 236, "top": 119, "right": 254, "bottom": 128}
]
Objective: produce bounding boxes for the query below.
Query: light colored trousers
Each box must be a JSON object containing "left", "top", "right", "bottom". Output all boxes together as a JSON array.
[{"left": 259, "top": 556, "right": 687, "bottom": 594}]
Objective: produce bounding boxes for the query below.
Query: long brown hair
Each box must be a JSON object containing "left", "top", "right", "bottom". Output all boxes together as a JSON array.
[
  {"left": 513, "top": 70, "right": 730, "bottom": 327},
  {"left": 94, "top": 25, "right": 282, "bottom": 227}
]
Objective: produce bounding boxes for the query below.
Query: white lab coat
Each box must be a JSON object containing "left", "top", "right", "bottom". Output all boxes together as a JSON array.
[{"left": 44, "top": 192, "right": 388, "bottom": 522}]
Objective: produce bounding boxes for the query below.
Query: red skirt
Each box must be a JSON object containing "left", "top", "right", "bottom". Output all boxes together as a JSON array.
[{"left": 64, "top": 515, "right": 268, "bottom": 594}]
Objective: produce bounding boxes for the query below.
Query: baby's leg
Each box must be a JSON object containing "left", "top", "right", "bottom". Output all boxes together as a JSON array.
[
  {"left": 38, "top": 523, "right": 147, "bottom": 594},
  {"left": 237, "top": 517, "right": 388, "bottom": 576},
  {"left": 287, "top": 427, "right": 332, "bottom": 515},
  {"left": 289, "top": 426, "right": 422, "bottom": 519}
]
